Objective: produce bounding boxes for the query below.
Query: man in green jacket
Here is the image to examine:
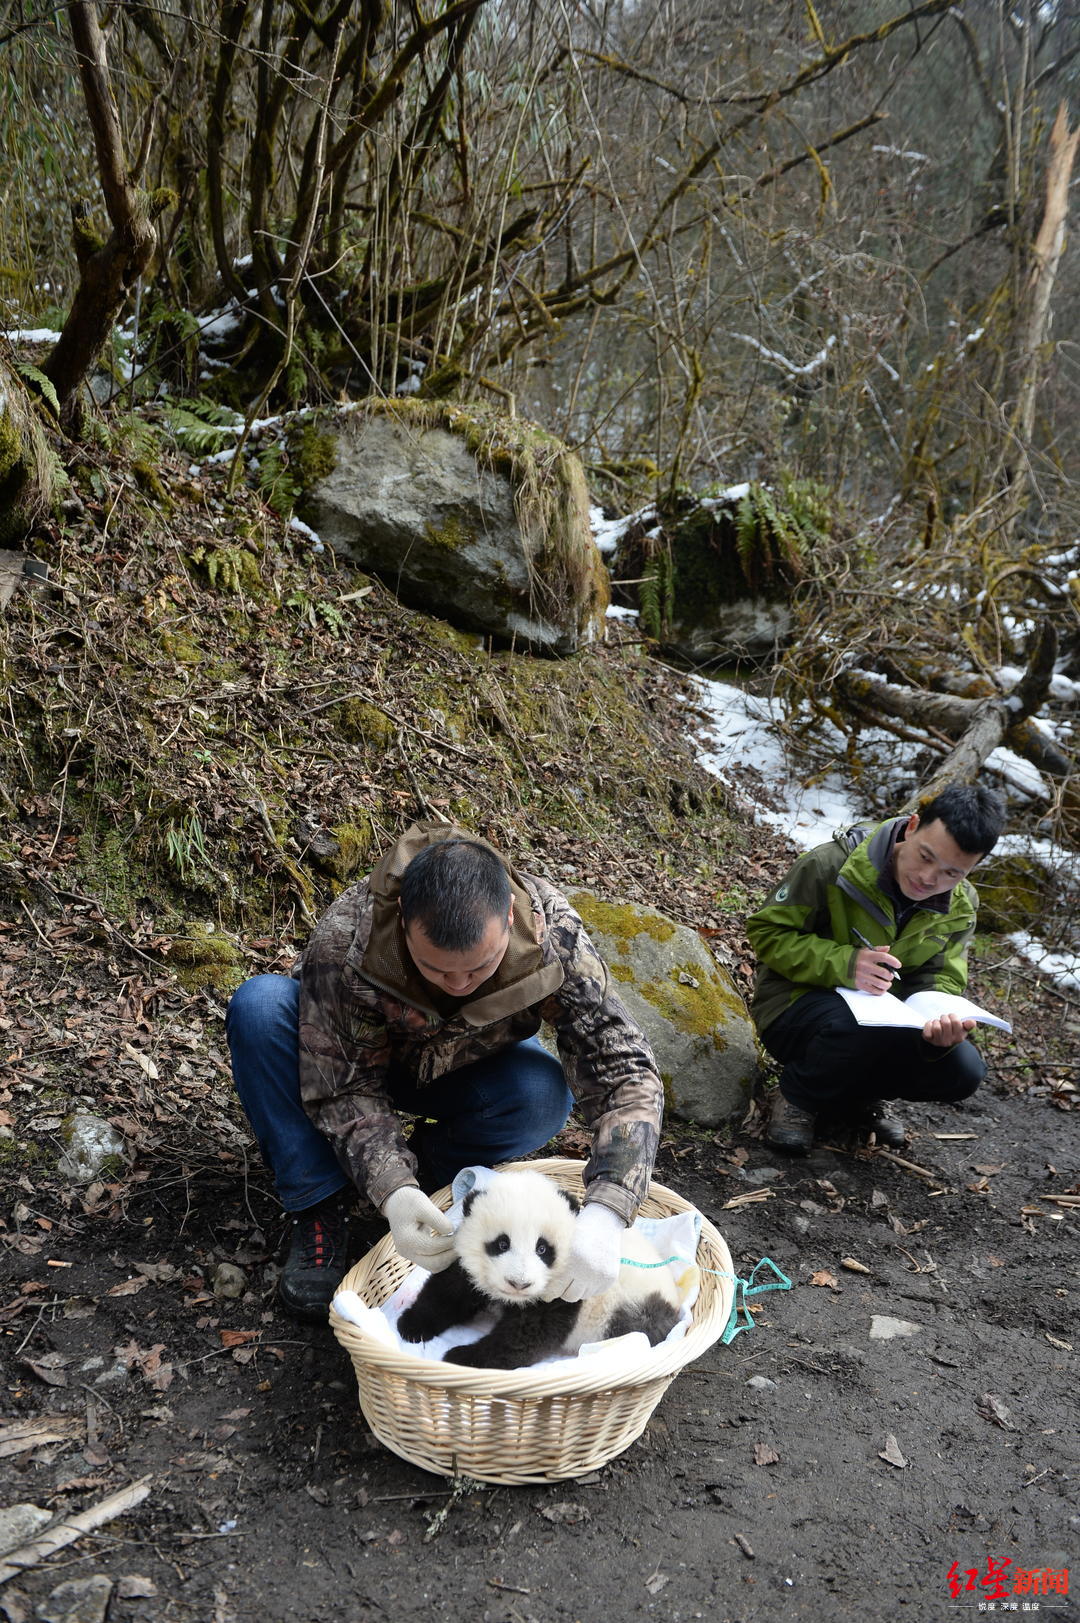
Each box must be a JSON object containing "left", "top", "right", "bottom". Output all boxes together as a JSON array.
[{"left": 746, "top": 783, "right": 1006, "bottom": 1153}]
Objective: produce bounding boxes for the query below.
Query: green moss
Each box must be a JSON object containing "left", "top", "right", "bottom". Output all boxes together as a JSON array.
[
  {"left": 974, "top": 853, "right": 1045, "bottom": 934},
  {"left": 333, "top": 699, "right": 395, "bottom": 749},
  {"left": 424, "top": 513, "right": 473, "bottom": 551},
  {"left": 164, "top": 923, "right": 245, "bottom": 992},
  {"left": 191, "top": 543, "right": 265, "bottom": 596},
  {"left": 77, "top": 822, "right": 139, "bottom": 918},
  {"left": 638, "top": 960, "right": 745, "bottom": 1048},
  {"left": 0, "top": 1133, "right": 41, "bottom": 1168},
  {"left": 0, "top": 358, "right": 60, "bottom": 543},
  {"left": 160, "top": 629, "right": 203, "bottom": 666},
  {"left": 319, "top": 817, "right": 376, "bottom": 883},
  {"left": 288, "top": 417, "right": 337, "bottom": 487},
  {"left": 568, "top": 892, "right": 677, "bottom": 953}
]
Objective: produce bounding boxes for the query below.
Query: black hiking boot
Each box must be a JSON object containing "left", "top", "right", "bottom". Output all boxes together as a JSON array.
[
  {"left": 766, "top": 1092, "right": 816, "bottom": 1154},
  {"left": 861, "top": 1101, "right": 907, "bottom": 1149},
  {"left": 278, "top": 1191, "right": 353, "bottom": 1321}
]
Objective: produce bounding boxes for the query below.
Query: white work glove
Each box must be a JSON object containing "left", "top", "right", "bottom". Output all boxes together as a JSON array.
[
  {"left": 381, "top": 1186, "right": 456, "bottom": 1273},
  {"left": 558, "top": 1202, "right": 625, "bottom": 1301}
]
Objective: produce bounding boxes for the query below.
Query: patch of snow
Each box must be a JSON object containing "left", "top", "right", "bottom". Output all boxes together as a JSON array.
[
  {"left": 288, "top": 515, "right": 324, "bottom": 554},
  {"left": 730, "top": 331, "right": 837, "bottom": 379},
  {"left": 590, "top": 505, "right": 655, "bottom": 556},
  {"left": 871, "top": 144, "right": 929, "bottom": 163},
  {"left": 3, "top": 328, "right": 62, "bottom": 344},
  {"left": 199, "top": 305, "right": 244, "bottom": 340},
  {"left": 1009, "top": 930, "right": 1080, "bottom": 990},
  {"left": 605, "top": 604, "right": 639, "bottom": 621},
  {"left": 700, "top": 483, "right": 751, "bottom": 507},
  {"left": 983, "top": 746, "right": 1049, "bottom": 800},
  {"left": 690, "top": 677, "right": 862, "bottom": 844},
  {"left": 1050, "top": 673, "right": 1080, "bottom": 701}
]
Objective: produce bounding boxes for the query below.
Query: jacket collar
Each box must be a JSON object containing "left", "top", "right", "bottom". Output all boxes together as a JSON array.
[
  {"left": 839, "top": 816, "right": 951, "bottom": 924},
  {"left": 355, "top": 821, "right": 565, "bottom": 1024}
]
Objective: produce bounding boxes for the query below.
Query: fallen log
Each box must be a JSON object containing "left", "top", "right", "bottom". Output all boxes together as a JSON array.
[{"left": 833, "top": 619, "right": 1073, "bottom": 797}]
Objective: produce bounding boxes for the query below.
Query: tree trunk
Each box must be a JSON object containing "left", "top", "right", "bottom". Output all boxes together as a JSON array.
[
  {"left": 1004, "top": 103, "right": 1080, "bottom": 518},
  {"left": 42, "top": 1, "right": 171, "bottom": 425}
]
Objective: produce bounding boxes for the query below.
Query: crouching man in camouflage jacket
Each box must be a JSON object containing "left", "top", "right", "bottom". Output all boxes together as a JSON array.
[{"left": 227, "top": 821, "right": 665, "bottom": 1319}]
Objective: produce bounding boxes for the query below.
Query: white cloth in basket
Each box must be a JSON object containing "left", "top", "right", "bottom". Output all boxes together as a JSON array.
[{"left": 332, "top": 1166, "right": 702, "bottom": 1375}]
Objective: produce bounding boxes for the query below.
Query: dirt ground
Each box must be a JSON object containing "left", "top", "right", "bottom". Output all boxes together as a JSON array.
[{"left": 3, "top": 962, "right": 1077, "bottom": 1623}]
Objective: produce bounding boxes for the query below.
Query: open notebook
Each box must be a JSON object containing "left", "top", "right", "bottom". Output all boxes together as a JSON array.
[{"left": 837, "top": 987, "right": 1011, "bottom": 1034}]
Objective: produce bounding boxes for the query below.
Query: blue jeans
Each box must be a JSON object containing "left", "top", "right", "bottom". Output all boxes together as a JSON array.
[{"left": 226, "top": 974, "right": 573, "bottom": 1212}]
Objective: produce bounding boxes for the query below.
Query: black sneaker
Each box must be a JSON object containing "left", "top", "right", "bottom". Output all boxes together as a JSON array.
[
  {"left": 278, "top": 1191, "right": 353, "bottom": 1321},
  {"left": 766, "top": 1092, "right": 816, "bottom": 1154}
]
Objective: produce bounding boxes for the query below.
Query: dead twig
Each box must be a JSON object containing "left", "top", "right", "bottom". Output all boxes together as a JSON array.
[
  {"left": 0, "top": 1475, "right": 153, "bottom": 1584},
  {"left": 872, "top": 1147, "right": 946, "bottom": 1189}
]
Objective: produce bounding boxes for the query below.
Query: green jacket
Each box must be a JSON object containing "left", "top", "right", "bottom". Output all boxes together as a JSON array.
[{"left": 747, "top": 817, "right": 978, "bottom": 1036}]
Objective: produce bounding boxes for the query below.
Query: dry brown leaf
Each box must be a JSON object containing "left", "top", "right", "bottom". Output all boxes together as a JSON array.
[
  {"left": 753, "top": 1442, "right": 780, "bottom": 1466},
  {"left": 123, "top": 1042, "right": 160, "bottom": 1080},
  {"left": 539, "top": 1502, "right": 590, "bottom": 1525},
  {"left": 810, "top": 1269, "right": 840, "bottom": 1289},
  {"left": 107, "top": 1276, "right": 151, "bottom": 1297},
  {"left": 20, "top": 1351, "right": 70, "bottom": 1387},
  {"left": 879, "top": 1434, "right": 907, "bottom": 1469},
  {"left": 219, "top": 1328, "right": 260, "bottom": 1348}
]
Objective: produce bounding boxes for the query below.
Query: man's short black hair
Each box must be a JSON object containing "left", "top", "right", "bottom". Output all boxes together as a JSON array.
[
  {"left": 399, "top": 839, "right": 512, "bottom": 951},
  {"left": 918, "top": 783, "right": 1006, "bottom": 858}
]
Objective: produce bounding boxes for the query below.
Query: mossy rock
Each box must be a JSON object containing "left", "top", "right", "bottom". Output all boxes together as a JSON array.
[
  {"left": 0, "top": 354, "right": 62, "bottom": 545},
  {"left": 333, "top": 699, "right": 396, "bottom": 750},
  {"left": 616, "top": 477, "right": 834, "bottom": 665},
  {"left": 164, "top": 924, "right": 246, "bottom": 992},
  {"left": 299, "top": 815, "right": 377, "bottom": 883},
  {"left": 569, "top": 889, "right": 758, "bottom": 1125},
  {"left": 303, "top": 400, "right": 608, "bottom": 654}
]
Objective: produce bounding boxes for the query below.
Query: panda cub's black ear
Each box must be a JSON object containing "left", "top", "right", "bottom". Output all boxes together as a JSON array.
[
  {"left": 462, "top": 1190, "right": 479, "bottom": 1218},
  {"left": 558, "top": 1188, "right": 582, "bottom": 1215}
]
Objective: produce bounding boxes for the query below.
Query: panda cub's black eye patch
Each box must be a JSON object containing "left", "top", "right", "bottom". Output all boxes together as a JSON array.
[
  {"left": 535, "top": 1238, "right": 555, "bottom": 1264},
  {"left": 485, "top": 1234, "right": 511, "bottom": 1257}
]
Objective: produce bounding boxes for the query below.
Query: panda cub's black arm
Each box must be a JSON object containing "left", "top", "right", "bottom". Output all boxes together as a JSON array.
[
  {"left": 397, "top": 1260, "right": 487, "bottom": 1344},
  {"left": 445, "top": 1299, "right": 583, "bottom": 1370}
]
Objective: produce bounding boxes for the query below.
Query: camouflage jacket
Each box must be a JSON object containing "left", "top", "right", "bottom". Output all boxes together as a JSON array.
[{"left": 294, "top": 822, "right": 663, "bottom": 1223}]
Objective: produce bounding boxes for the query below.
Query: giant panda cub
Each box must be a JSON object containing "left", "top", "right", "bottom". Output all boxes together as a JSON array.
[{"left": 396, "top": 1169, "right": 683, "bottom": 1370}]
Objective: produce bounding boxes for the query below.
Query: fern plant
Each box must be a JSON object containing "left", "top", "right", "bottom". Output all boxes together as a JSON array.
[
  {"left": 637, "top": 541, "right": 676, "bottom": 639},
  {"left": 257, "top": 439, "right": 302, "bottom": 517},
  {"left": 733, "top": 476, "right": 830, "bottom": 589},
  {"left": 160, "top": 399, "right": 243, "bottom": 457},
  {"left": 190, "top": 542, "right": 252, "bottom": 593}
]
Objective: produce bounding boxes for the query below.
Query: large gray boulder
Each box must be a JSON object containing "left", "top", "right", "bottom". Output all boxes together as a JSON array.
[
  {"left": 568, "top": 890, "right": 759, "bottom": 1126},
  {"left": 304, "top": 403, "right": 608, "bottom": 654}
]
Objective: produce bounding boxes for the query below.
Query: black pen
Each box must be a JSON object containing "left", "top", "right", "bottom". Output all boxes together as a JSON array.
[{"left": 851, "top": 926, "right": 901, "bottom": 981}]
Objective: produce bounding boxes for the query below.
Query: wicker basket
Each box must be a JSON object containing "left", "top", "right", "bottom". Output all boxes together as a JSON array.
[{"left": 330, "top": 1157, "right": 734, "bottom": 1484}]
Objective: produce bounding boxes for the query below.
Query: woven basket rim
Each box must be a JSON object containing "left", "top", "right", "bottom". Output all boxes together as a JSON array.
[{"left": 330, "top": 1157, "right": 734, "bottom": 1400}]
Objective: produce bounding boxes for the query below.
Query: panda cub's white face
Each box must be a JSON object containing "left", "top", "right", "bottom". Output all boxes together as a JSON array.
[{"left": 455, "top": 1171, "right": 578, "bottom": 1305}]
